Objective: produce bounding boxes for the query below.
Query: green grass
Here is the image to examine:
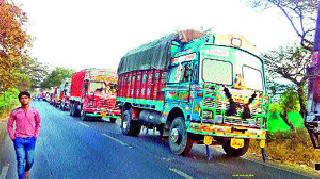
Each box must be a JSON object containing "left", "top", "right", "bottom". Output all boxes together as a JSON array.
[{"left": 267, "top": 112, "right": 304, "bottom": 134}]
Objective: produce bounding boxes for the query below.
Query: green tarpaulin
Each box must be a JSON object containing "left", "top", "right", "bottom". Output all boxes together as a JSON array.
[
  {"left": 117, "top": 29, "right": 206, "bottom": 74},
  {"left": 117, "top": 34, "right": 177, "bottom": 74}
]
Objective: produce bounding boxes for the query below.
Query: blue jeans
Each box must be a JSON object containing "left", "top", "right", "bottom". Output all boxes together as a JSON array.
[{"left": 13, "top": 137, "right": 36, "bottom": 179}]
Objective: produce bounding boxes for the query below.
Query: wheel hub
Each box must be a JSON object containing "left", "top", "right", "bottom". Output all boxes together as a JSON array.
[
  {"left": 123, "top": 121, "right": 128, "bottom": 129},
  {"left": 170, "top": 128, "right": 180, "bottom": 143}
]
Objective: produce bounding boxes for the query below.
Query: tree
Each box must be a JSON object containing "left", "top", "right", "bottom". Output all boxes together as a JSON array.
[
  {"left": 0, "top": 1, "right": 31, "bottom": 93},
  {"left": 41, "top": 67, "right": 74, "bottom": 89},
  {"left": 267, "top": 79, "right": 291, "bottom": 103},
  {"left": 248, "top": 0, "right": 318, "bottom": 52},
  {"left": 19, "top": 57, "right": 49, "bottom": 89},
  {"left": 264, "top": 45, "right": 310, "bottom": 117},
  {"left": 279, "top": 88, "right": 300, "bottom": 132}
]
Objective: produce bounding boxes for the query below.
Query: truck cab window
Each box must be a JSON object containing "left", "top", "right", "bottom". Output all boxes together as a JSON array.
[
  {"left": 192, "top": 63, "right": 198, "bottom": 83},
  {"left": 168, "top": 65, "right": 180, "bottom": 83},
  {"left": 181, "top": 62, "right": 190, "bottom": 83}
]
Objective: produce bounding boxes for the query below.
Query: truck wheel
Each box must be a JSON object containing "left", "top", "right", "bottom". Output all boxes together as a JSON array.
[
  {"left": 81, "top": 110, "right": 88, "bottom": 121},
  {"left": 74, "top": 105, "right": 81, "bottom": 117},
  {"left": 109, "top": 117, "right": 117, "bottom": 123},
  {"left": 169, "top": 117, "right": 193, "bottom": 156},
  {"left": 223, "top": 138, "right": 250, "bottom": 157},
  {"left": 70, "top": 104, "right": 74, "bottom": 116},
  {"left": 121, "top": 109, "right": 141, "bottom": 136}
]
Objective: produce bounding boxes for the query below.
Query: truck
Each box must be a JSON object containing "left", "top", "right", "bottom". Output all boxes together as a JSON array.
[
  {"left": 306, "top": 4, "right": 320, "bottom": 149},
  {"left": 69, "top": 69, "right": 121, "bottom": 122},
  {"left": 117, "top": 29, "right": 268, "bottom": 157},
  {"left": 44, "top": 92, "right": 51, "bottom": 102},
  {"left": 50, "top": 86, "right": 58, "bottom": 105},
  {"left": 58, "top": 78, "right": 71, "bottom": 111},
  {"left": 54, "top": 88, "right": 61, "bottom": 107}
]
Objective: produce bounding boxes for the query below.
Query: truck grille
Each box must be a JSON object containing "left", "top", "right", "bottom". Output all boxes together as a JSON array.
[{"left": 202, "top": 88, "right": 262, "bottom": 126}]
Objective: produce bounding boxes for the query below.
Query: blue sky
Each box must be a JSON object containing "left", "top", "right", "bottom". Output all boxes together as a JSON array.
[{"left": 17, "top": 0, "right": 298, "bottom": 71}]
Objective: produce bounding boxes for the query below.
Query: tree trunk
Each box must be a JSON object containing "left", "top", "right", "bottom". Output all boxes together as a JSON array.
[
  {"left": 297, "top": 82, "right": 307, "bottom": 118},
  {"left": 280, "top": 107, "right": 296, "bottom": 133}
]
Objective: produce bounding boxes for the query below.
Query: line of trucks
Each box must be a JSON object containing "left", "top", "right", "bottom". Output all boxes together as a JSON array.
[
  {"left": 45, "top": 69, "right": 120, "bottom": 122},
  {"left": 44, "top": 30, "right": 269, "bottom": 159},
  {"left": 45, "top": 23, "right": 320, "bottom": 159}
]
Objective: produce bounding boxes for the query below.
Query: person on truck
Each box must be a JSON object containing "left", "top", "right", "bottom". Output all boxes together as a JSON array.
[{"left": 7, "top": 91, "right": 41, "bottom": 179}]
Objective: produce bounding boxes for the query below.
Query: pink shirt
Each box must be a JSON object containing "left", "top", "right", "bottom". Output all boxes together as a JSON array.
[{"left": 7, "top": 107, "right": 41, "bottom": 140}]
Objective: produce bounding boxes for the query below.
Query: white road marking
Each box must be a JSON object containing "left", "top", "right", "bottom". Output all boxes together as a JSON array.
[
  {"left": 79, "top": 122, "right": 89, "bottom": 127},
  {"left": 0, "top": 164, "right": 9, "bottom": 179},
  {"left": 102, "top": 133, "right": 130, "bottom": 146},
  {"left": 169, "top": 168, "right": 193, "bottom": 179}
]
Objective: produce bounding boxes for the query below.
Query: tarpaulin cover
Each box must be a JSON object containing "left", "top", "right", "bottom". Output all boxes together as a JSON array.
[
  {"left": 117, "top": 29, "right": 206, "bottom": 74},
  {"left": 117, "top": 34, "right": 177, "bottom": 74}
]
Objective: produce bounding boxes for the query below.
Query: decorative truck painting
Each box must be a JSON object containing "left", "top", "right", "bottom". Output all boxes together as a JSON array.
[
  {"left": 58, "top": 78, "right": 71, "bottom": 111},
  {"left": 69, "top": 69, "right": 121, "bottom": 122},
  {"left": 116, "top": 30, "right": 268, "bottom": 159}
]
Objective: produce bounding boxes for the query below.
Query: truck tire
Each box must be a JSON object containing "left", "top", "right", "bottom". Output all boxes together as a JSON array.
[
  {"left": 109, "top": 117, "right": 117, "bottom": 123},
  {"left": 74, "top": 104, "right": 81, "bottom": 117},
  {"left": 81, "top": 110, "right": 88, "bottom": 121},
  {"left": 169, "top": 117, "right": 193, "bottom": 156},
  {"left": 121, "top": 109, "right": 141, "bottom": 136},
  {"left": 223, "top": 138, "right": 250, "bottom": 157},
  {"left": 70, "top": 104, "right": 74, "bottom": 116}
]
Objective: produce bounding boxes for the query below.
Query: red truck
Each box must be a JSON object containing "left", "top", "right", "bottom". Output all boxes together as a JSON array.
[
  {"left": 69, "top": 68, "right": 120, "bottom": 121},
  {"left": 58, "top": 78, "right": 71, "bottom": 111},
  {"left": 50, "top": 86, "right": 58, "bottom": 106}
]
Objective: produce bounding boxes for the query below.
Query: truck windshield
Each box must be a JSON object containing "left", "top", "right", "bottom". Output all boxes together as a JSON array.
[
  {"left": 234, "top": 51, "right": 264, "bottom": 91},
  {"left": 106, "top": 83, "right": 117, "bottom": 95},
  {"left": 89, "top": 82, "right": 106, "bottom": 93},
  {"left": 202, "top": 59, "right": 233, "bottom": 85}
]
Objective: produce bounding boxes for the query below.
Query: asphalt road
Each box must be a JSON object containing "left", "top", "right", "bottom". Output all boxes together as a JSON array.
[{"left": 0, "top": 101, "right": 314, "bottom": 178}]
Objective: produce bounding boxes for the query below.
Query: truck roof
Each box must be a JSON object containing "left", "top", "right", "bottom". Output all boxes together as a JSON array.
[
  {"left": 118, "top": 34, "right": 175, "bottom": 75},
  {"left": 118, "top": 29, "right": 206, "bottom": 75}
]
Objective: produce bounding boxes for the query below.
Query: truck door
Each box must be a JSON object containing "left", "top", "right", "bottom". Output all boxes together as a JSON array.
[{"left": 165, "top": 59, "right": 195, "bottom": 115}]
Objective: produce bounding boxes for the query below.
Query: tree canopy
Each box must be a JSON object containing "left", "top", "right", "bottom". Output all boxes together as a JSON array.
[
  {"left": 248, "top": 0, "right": 317, "bottom": 51},
  {"left": 41, "top": 67, "right": 74, "bottom": 89},
  {"left": 0, "top": 1, "right": 31, "bottom": 93}
]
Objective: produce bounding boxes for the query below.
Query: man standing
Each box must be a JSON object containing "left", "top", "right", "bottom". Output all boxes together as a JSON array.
[{"left": 7, "top": 91, "right": 41, "bottom": 179}]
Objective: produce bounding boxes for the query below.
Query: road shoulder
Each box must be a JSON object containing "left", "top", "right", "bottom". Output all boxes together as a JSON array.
[
  {"left": 244, "top": 153, "right": 320, "bottom": 178},
  {"left": 0, "top": 119, "right": 8, "bottom": 171}
]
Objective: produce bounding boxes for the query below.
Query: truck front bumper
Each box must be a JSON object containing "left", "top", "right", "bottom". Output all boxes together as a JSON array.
[
  {"left": 187, "top": 122, "right": 266, "bottom": 140},
  {"left": 84, "top": 108, "right": 121, "bottom": 118}
]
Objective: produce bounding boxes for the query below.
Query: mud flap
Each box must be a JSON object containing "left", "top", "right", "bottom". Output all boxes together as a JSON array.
[
  {"left": 205, "top": 145, "right": 212, "bottom": 160},
  {"left": 261, "top": 148, "right": 267, "bottom": 162},
  {"left": 260, "top": 139, "right": 267, "bottom": 162}
]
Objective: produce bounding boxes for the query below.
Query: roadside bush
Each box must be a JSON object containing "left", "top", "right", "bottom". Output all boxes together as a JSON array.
[{"left": 0, "top": 88, "right": 19, "bottom": 119}]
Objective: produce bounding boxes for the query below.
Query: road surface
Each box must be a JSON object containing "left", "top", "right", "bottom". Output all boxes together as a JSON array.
[{"left": 0, "top": 101, "right": 314, "bottom": 178}]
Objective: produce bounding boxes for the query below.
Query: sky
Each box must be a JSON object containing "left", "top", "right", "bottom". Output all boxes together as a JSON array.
[{"left": 16, "top": 0, "right": 298, "bottom": 72}]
